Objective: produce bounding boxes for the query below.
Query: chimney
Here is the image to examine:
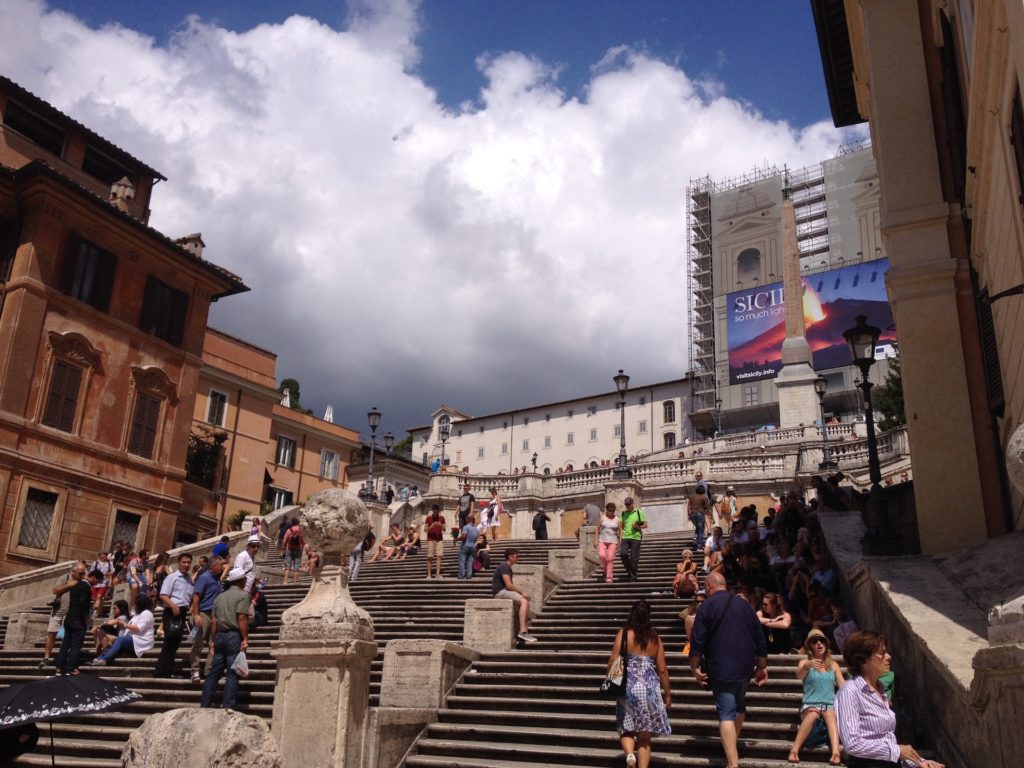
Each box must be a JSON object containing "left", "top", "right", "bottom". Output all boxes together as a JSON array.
[
  {"left": 109, "top": 176, "right": 135, "bottom": 213},
  {"left": 175, "top": 233, "right": 205, "bottom": 259}
]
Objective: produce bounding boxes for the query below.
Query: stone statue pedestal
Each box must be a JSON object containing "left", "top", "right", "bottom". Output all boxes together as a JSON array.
[
  {"left": 775, "top": 360, "right": 820, "bottom": 429},
  {"left": 604, "top": 480, "right": 642, "bottom": 512},
  {"left": 270, "top": 489, "right": 378, "bottom": 768}
]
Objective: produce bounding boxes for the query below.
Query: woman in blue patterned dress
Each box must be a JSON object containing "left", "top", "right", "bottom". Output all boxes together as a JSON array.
[{"left": 606, "top": 599, "right": 672, "bottom": 767}]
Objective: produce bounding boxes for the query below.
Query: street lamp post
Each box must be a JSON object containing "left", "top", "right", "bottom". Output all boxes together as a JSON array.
[
  {"left": 367, "top": 407, "right": 381, "bottom": 499},
  {"left": 439, "top": 420, "right": 451, "bottom": 474},
  {"left": 612, "top": 369, "right": 632, "bottom": 480},
  {"left": 843, "top": 315, "right": 899, "bottom": 554},
  {"left": 814, "top": 376, "right": 838, "bottom": 470},
  {"left": 713, "top": 397, "right": 722, "bottom": 447},
  {"left": 531, "top": 452, "right": 538, "bottom": 472},
  {"left": 382, "top": 431, "right": 394, "bottom": 500}
]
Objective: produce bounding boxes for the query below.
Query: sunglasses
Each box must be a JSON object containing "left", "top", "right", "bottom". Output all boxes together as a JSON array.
[{"left": 809, "top": 638, "right": 827, "bottom": 645}]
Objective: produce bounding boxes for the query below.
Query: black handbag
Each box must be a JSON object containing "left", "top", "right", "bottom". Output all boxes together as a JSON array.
[
  {"left": 600, "top": 628, "right": 629, "bottom": 697},
  {"left": 164, "top": 611, "right": 188, "bottom": 638}
]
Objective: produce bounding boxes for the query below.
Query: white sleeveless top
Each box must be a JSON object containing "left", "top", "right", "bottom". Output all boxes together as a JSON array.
[{"left": 599, "top": 515, "right": 620, "bottom": 543}]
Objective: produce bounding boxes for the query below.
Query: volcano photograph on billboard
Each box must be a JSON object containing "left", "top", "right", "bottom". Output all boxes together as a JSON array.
[{"left": 726, "top": 258, "right": 896, "bottom": 385}]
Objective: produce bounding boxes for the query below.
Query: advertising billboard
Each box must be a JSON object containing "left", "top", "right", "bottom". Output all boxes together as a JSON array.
[{"left": 727, "top": 259, "right": 896, "bottom": 385}]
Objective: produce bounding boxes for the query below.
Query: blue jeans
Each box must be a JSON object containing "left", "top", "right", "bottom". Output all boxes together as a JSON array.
[
  {"left": 99, "top": 634, "right": 136, "bottom": 663},
  {"left": 458, "top": 546, "right": 475, "bottom": 579},
  {"left": 201, "top": 630, "right": 242, "bottom": 709},
  {"left": 691, "top": 514, "right": 705, "bottom": 551}
]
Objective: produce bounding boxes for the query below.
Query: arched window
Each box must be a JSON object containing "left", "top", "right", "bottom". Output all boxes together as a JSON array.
[
  {"left": 663, "top": 432, "right": 677, "bottom": 449},
  {"left": 737, "top": 247, "right": 761, "bottom": 284},
  {"left": 663, "top": 400, "right": 676, "bottom": 423}
]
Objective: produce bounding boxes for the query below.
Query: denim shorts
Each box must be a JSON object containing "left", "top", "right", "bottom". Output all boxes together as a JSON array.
[{"left": 711, "top": 679, "right": 749, "bottom": 721}]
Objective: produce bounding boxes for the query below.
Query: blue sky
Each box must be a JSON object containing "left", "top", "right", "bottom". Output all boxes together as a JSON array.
[
  {"left": 45, "top": 1, "right": 833, "bottom": 125},
  {"left": 2, "top": 0, "right": 858, "bottom": 439}
]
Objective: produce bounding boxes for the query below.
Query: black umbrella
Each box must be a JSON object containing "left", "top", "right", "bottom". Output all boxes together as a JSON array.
[{"left": 0, "top": 674, "right": 142, "bottom": 766}]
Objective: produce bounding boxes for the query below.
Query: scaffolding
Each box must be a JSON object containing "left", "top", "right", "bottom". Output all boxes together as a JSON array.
[
  {"left": 687, "top": 175, "right": 716, "bottom": 414},
  {"left": 685, "top": 156, "right": 839, "bottom": 416}
]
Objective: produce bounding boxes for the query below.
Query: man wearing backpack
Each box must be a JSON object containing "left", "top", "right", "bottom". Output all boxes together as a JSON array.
[
  {"left": 281, "top": 519, "right": 303, "bottom": 585},
  {"left": 619, "top": 497, "right": 646, "bottom": 581}
]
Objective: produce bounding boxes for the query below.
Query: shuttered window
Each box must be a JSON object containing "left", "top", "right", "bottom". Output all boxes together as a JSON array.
[
  {"left": 41, "top": 360, "right": 83, "bottom": 432},
  {"left": 139, "top": 276, "right": 189, "bottom": 347},
  {"left": 0, "top": 215, "right": 18, "bottom": 282},
  {"left": 59, "top": 236, "right": 117, "bottom": 312},
  {"left": 977, "top": 294, "right": 1005, "bottom": 416},
  {"left": 127, "top": 393, "right": 161, "bottom": 458}
]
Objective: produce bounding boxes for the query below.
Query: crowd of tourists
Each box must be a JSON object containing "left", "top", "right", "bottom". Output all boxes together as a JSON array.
[
  {"left": 602, "top": 478, "right": 943, "bottom": 768},
  {"left": 40, "top": 530, "right": 270, "bottom": 712}
]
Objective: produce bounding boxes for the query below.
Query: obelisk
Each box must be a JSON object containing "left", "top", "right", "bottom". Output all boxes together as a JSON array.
[{"left": 774, "top": 176, "right": 820, "bottom": 428}]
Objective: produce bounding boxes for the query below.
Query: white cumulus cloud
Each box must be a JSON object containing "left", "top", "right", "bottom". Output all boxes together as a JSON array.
[{"left": 0, "top": 0, "right": 862, "bottom": 435}]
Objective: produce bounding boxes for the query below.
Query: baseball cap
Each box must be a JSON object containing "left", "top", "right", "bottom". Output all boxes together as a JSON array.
[{"left": 624, "top": 496, "right": 634, "bottom": 504}]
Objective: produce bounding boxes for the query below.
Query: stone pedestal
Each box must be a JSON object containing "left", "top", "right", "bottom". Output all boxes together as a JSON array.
[
  {"left": 579, "top": 525, "right": 598, "bottom": 561},
  {"left": 270, "top": 489, "right": 378, "bottom": 768},
  {"left": 379, "top": 640, "right": 478, "bottom": 709},
  {"left": 604, "top": 481, "right": 642, "bottom": 512},
  {"left": 775, "top": 360, "right": 820, "bottom": 429},
  {"left": 512, "top": 564, "right": 561, "bottom": 606},
  {"left": 123, "top": 708, "right": 283, "bottom": 768},
  {"left": 464, "top": 598, "right": 516, "bottom": 652},
  {"left": 2, "top": 612, "right": 48, "bottom": 650},
  {"left": 547, "top": 549, "right": 599, "bottom": 581}
]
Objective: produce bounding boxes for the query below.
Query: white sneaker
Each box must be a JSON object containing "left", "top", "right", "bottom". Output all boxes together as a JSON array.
[
  {"left": 516, "top": 632, "right": 538, "bottom": 643},
  {"left": 625, "top": 753, "right": 637, "bottom": 767}
]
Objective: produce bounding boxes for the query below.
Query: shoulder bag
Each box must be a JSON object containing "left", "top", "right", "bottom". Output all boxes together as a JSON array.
[{"left": 600, "top": 627, "right": 630, "bottom": 697}]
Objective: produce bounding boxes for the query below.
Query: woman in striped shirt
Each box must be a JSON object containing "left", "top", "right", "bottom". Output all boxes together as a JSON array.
[{"left": 835, "top": 630, "right": 944, "bottom": 768}]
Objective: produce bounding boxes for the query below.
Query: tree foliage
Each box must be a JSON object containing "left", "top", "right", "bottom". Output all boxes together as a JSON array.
[
  {"left": 278, "top": 378, "right": 303, "bottom": 410},
  {"left": 392, "top": 434, "right": 413, "bottom": 456},
  {"left": 875, "top": 346, "right": 905, "bottom": 431}
]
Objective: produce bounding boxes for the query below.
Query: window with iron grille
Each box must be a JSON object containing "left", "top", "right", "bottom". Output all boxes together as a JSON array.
[
  {"left": 17, "top": 488, "right": 59, "bottom": 550},
  {"left": 139, "top": 275, "right": 188, "bottom": 347},
  {"left": 127, "top": 393, "right": 161, "bottom": 458},
  {"left": 111, "top": 510, "right": 141, "bottom": 550},
  {"left": 41, "top": 360, "right": 83, "bottom": 432},
  {"left": 59, "top": 236, "right": 117, "bottom": 312}
]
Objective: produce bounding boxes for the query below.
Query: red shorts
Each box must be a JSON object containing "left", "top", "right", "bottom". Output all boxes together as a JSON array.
[{"left": 90, "top": 585, "right": 108, "bottom": 601}]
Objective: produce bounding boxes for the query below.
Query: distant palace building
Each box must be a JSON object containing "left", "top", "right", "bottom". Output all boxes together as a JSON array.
[{"left": 409, "top": 378, "right": 689, "bottom": 477}]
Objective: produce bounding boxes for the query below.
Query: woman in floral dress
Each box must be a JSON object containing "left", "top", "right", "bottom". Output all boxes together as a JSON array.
[{"left": 605, "top": 599, "right": 672, "bottom": 767}]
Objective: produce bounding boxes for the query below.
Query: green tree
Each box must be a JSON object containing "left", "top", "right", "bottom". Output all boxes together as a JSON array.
[
  {"left": 392, "top": 434, "right": 413, "bottom": 456},
  {"left": 278, "top": 378, "right": 303, "bottom": 410},
  {"left": 875, "top": 346, "right": 905, "bottom": 431}
]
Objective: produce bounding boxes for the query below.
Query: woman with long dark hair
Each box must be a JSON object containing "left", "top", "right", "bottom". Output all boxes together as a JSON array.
[{"left": 605, "top": 599, "right": 671, "bottom": 767}]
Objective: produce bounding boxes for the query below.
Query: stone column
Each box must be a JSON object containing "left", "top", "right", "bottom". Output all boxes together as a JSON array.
[
  {"left": 775, "top": 186, "right": 820, "bottom": 428},
  {"left": 271, "top": 489, "right": 378, "bottom": 768}
]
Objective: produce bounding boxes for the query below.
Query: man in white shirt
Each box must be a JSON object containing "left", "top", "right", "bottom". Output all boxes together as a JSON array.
[
  {"left": 233, "top": 537, "right": 261, "bottom": 594},
  {"left": 155, "top": 553, "right": 194, "bottom": 678}
]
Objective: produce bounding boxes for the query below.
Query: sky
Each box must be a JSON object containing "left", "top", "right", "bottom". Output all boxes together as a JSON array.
[{"left": 0, "top": 0, "right": 865, "bottom": 442}]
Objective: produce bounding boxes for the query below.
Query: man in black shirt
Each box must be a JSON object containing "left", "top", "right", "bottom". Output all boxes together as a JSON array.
[
  {"left": 457, "top": 484, "right": 475, "bottom": 529},
  {"left": 55, "top": 564, "right": 101, "bottom": 676},
  {"left": 491, "top": 549, "right": 537, "bottom": 643}
]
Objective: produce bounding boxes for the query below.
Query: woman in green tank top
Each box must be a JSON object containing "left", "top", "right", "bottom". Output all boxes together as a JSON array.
[{"left": 789, "top": 628, "right": 845, "bottom": 765}]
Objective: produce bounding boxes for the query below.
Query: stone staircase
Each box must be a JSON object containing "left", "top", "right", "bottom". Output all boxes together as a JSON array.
[
  {"left": 1, "top": 533, "right": 837, "bottom": 766},
  {"left": 404, "top": 534, "right": 831, "bottom": 768}
]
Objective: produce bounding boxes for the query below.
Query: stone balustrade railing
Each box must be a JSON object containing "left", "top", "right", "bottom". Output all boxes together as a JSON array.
[
  {"left": 635, "top": 421, "right": 863, "bottom": 463},
  {"left": 425, "top": 426, "right": 911, "bottom": 506}
]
